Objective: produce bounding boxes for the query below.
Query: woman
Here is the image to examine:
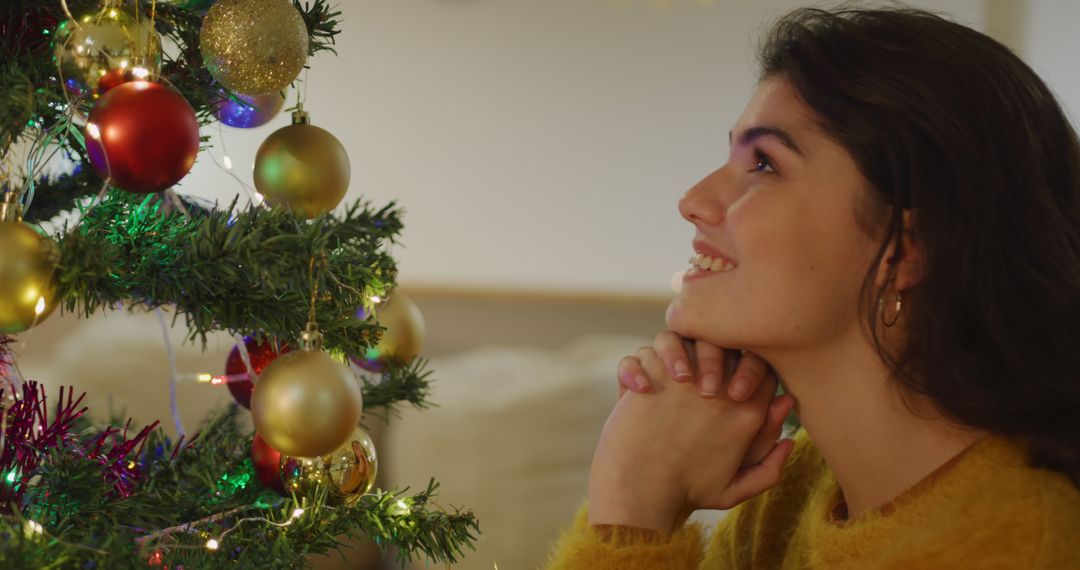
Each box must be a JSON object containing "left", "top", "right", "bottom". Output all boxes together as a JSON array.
[{"left": 547, "top": 6, "right": 1080, "bottom": 569}]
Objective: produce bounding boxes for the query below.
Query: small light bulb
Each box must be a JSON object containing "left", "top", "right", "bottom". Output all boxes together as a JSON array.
[
  {"left": 196, "top": 373, "right": 213, "bottom": 383},
  {"left": 132, "top": 66, "right": 149, "bottom": 79},
  {"left": 223, "top": 155, "right": 233, "bottom": 170},
  {"left": 206, "top": 538, "right": 219, "bottom": 550},
  {"left": 210, "top": 376, "right": 225, "bottom": 386},
  {"left": 86, "top": 123, "right": 101, "bottom": 140},
  {"left": 253, "top": 192, "right": 265, "bottom": 205},
  {"left": 370, "top": 296, "right": 381, "bottom": 304},
  {"left": 34, "top": 296, "right": 46, "bottom": 315},
  {"left": 119, "top": 59, "right": 129, "bottom": 70},
  {"left": 291, "top": 508, "right": 304, "bottom": 519}
]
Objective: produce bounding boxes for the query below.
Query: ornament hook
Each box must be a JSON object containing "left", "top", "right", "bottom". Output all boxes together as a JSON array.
[
  {"left": 301, "top": 321, "right": 323, "bottom": 352},
  {"left": 291, "top": 103, "right": 310, "bottom": 126}
]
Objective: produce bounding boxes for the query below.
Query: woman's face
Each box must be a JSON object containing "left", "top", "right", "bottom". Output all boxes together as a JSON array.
[{"left": 666, "top": 75, "right": 883, "bottom": 354}]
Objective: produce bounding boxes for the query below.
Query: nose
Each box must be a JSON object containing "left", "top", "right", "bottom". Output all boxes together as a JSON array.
[{"left": 678, "top": 167, "right": 729, "bottom": 227}]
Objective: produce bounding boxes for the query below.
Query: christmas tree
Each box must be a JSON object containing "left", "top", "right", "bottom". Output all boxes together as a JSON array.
[{"left": 0, "top": 0, "right": 478, "bottom": 567}]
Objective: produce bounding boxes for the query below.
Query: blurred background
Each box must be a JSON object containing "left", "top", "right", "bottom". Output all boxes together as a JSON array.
[{"left": 11, "top": 0, "right": 1078, "bottom": 568}]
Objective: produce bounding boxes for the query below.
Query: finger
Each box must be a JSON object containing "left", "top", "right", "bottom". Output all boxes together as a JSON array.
[
  {"left": 712, "top": 438, "right": 795, "bottom": 510},
  {"left": 635, "top": 346, "right": 670, "bottom": 388},
  {"left": 694, "top": 341, "right": 726, "bottom": 398},
  {"left": 617, "top": 355, "right": 651, "bottom": 397},
  {"left": 740, "top": 392, "right": 795, "bottom": 468},
  {"left": 653, "top": 331, "right": 694, "bottom": 382},
  {"left": 728, "top": 352, "right": 770, "bottom": 402}
]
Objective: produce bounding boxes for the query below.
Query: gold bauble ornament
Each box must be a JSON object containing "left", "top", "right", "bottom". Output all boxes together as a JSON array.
[
  {"left": 253, "top": 107, "right": 350, "bottom": 218},
  {"left": 280, "top": 427, "right": 377, "bottom": 501},
  {"left": 199, "top": 0, "right": 309, "bottom": 94},
  {"left": 354, "top": 291, "right": 425, "bottom": 372},
  {"left": 0, "top": 195, "right": 59, "bottom": 334},
  {"left": 280, "top": 455, "right": 333, "bottom": 496},
  {"left": 251, "top": 323, "right": 363, "bottom": 458},
  {"left": 53, "top": 8, "right": 161, "bottom": 99},
  {"left": 324, "top": 427, "right": 378, "bottom": 499}
]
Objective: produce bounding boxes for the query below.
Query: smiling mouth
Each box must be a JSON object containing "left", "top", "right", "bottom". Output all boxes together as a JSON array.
[{"left": 689, "top": 253, "right": 736, "bottom": 273}]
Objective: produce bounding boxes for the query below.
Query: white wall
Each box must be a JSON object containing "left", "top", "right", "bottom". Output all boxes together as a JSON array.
[
  {"left": 180, "top": 0, "right": 987, "bottom": 297},
  {"left": 1019, "top": 0, "right": 1080, "bottom": 124}
]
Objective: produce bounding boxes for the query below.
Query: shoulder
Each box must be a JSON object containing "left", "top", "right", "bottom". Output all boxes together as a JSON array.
[{"left": 880, "top": 436, "right": 1080, "bottom": 569}]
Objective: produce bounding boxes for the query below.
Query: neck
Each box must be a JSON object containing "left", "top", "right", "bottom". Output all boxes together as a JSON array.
[{"left": 759, "top": 333, "right": 986, "bottom": 518}]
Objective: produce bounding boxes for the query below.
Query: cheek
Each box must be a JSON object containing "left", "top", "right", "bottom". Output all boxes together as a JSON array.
[
  {"left": 730, "top": 192, "right": 871, "bottom": 294},
  {"left": 726, "top": 192, "right": 807, "bottom": 264}
]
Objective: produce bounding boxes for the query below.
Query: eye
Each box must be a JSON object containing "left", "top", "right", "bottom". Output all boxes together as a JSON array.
[{"left": 750, "top": 149, "right": 776, "bottom": 174}]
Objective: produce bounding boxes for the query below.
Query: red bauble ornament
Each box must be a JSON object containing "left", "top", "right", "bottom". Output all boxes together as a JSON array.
[
  {"left": 225, "top": 336, "right": 290, "bottom": 409},
  {"left": 84, "top": 81, "right": 200, "bottom": 193},
  {"left": 251, "top": 432, "right": 286, "bottom": 496}
]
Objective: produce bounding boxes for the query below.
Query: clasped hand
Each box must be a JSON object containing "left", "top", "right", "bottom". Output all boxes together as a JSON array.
[{"left": 587, "top": 332, "right": 795, "bottom": 532}]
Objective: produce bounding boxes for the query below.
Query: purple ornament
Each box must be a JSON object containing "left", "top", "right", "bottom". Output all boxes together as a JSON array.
[{"left": 213, "top": 90, "right": 285, "bottom": 129}]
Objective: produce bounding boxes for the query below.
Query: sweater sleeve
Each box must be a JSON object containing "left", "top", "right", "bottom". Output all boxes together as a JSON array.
[{"left": 544, "top": 504, "right": 706, "bottom": 570}]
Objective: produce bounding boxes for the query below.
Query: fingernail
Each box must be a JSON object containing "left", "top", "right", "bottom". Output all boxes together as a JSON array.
[
  {"left": 634, "top": 375, "right": 651, "bottom": 392},
  {"left": 700, "top": 373, "right": 719, "bottom": 398},
  {"left": 674, "top": 360, "right": 693, "bottom": 380},
  {"left": 730, "top": 378, "right": 750, "bottom": 400}
]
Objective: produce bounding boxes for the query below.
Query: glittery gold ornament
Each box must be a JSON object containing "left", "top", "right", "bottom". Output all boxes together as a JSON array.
[
  {"left": 53, "top": 8, "right": 161, "bottom": 99},
  {"left": 251, "top": 323, "right": 363, "bottom": 458},
  {"left": 253, "top": 107, "right": 350, "bottom": 218},
  {"left": 0, "top": 194, "right": 59, "bottom": 334},
  {"left": 199, "top": 0, "right": 309, "bottom": 95},
  {"left": 352, "top": 291, "right": 425, "bottom": 373}
]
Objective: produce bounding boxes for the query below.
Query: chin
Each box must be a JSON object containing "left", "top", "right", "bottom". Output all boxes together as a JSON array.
[
  {"left": 664, "top": 297, "right": 704, "bottom": 340},
  {"left": 665, "top": 296, "right": 747, "bottom": 349}
]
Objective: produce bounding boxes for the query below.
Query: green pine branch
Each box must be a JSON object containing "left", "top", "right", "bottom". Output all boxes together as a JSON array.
[
  {"left": 53, "top": 190, "right": 402, "bottom": 358},
  {"left": 361, "top": 358, "right": 435, "bottom": 423}
]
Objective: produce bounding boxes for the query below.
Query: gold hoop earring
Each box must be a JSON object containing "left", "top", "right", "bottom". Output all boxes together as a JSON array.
[{"left": 878, "top": 288, "right": 903, "bottom": 328}]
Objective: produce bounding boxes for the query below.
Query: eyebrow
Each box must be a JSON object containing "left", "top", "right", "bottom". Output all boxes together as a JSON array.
[{"left": 728, "top": 125, "right": 806, "bottom": 158}]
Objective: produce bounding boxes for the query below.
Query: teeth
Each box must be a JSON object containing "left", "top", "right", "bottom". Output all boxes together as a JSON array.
[{"left": 689, "top": 253, "right": 736, "bottom": 273}]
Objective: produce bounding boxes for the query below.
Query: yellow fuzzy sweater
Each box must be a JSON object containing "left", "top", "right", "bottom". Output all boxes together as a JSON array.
[{"left": 545, "top": 430, "right": 1080, "bottom": 569}]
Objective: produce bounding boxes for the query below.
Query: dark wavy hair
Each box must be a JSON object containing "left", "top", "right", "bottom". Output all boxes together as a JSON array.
[{"left": 758, "top": 6, "right": 1080, "bottom": 485}]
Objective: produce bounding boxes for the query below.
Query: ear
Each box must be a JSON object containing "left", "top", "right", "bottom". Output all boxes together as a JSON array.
[{"left": 874, "top": 209, "right": 924, "bottom": 291}]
